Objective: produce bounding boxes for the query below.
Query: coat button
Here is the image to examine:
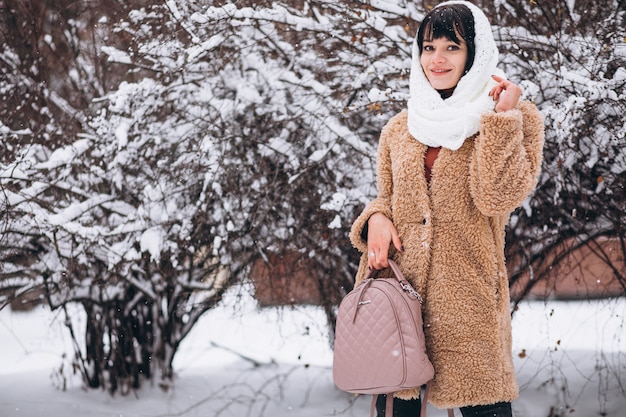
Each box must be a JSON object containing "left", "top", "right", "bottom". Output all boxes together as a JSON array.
[{"left": 422, "top": 218, "right": 427, "bottom": 225}]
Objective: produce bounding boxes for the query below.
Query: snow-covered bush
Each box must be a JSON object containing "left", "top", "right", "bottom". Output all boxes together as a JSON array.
[
  {"left": 1, "top": 0, "right": 421, "bottom": 392},
  {"left": 1, "top": 0, "right": 624, "bottom": 397},
  {"left": 486, "top": 0, "right": 626, "bottom": 300}
]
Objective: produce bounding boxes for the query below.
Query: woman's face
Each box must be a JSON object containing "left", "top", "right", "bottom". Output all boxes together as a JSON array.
[{"left": 420, "top": 37, "right": 468, "bottom": 91}]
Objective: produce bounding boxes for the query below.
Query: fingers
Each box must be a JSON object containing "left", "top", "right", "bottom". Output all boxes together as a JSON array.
[
  {"left": 489, "top": 75, "right": 507, "bottom": 99},
  {"left": 489, "top": 85, "right": 503, "bottom": 101},
  {"left": 490, "top": 75, "right": 522, "bottom": 112},
  {"left": 368, "top": 244, "right": 405, "bottom": 270},
  {"left": 391, "top": 230, "right": 404, "bottom": 254},
  {"left": 367, "top": 246, "right": 389, "bottom": 270},
  {"left": 366, "top": 213, "right": 404, "bottom": 270}
]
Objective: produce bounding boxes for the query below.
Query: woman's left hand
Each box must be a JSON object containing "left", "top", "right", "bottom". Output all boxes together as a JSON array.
[{"left": 489, "top": 75, "right": 522, "bottom": 112}]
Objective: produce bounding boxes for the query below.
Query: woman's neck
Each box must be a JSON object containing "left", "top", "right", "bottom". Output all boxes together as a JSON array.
[{"left": 438, "top": 87, "right": 455, "bottom": 99}]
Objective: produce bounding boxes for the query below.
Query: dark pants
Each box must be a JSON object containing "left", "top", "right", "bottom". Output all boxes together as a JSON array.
[{"left": 375, "top": 394, "right": 513, "bottom": 417}]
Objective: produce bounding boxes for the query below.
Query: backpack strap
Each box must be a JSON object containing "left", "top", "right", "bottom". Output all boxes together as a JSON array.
[
  {"left": 386, "top": 393, "right": 394, "bottom": 416},
  {"left": 420, "top": 382, "right": 430, "bottom": 416},
  {"left": 369, "top": 393, "right": 394, "bottom": 417},
  {"left": 370, "top": 393, "right": 394, "bottom": 417},
  {"left": 369, "top": 383, "right": 454, "bottom": 417},
  {"left": 421, "top": 383, "right": 454, "bottom": 417}
]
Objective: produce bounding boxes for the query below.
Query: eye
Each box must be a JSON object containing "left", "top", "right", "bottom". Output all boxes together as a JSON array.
[
  {"left": 447, "top": 44, "right": 460, "bottom": 51},
  {"left": 423, "top": 45, "right": 434, "bottom": 51}
]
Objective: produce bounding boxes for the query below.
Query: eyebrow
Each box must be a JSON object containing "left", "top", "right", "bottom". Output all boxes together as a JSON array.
[{"left": 423, "top": 38, "right": 464, "bottom": 44}]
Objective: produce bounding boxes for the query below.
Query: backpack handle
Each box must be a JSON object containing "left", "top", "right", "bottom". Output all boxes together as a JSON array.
[{"left": 365, "top": 260, "right": 423, "bottom": 303}]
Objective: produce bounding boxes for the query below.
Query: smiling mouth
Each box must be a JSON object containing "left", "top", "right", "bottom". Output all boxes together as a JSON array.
[{"left": 431, "top": 69, "right": 450, "bottom": 74}]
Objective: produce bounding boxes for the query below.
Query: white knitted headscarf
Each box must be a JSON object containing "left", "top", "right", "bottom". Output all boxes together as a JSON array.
[{"left": 407, "top": 0, "right": 505, "bottom": 150}]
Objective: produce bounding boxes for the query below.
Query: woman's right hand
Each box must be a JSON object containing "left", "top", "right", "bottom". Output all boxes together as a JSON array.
[{"left": 367, "top": 212, "right": 404, "bottom": 270}]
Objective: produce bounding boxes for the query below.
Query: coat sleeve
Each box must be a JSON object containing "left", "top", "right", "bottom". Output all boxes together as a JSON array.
[
  {"left": 348, "top": 117, "right": 396, "bottom": 254},
  {"left": 469, "top": 100, "right": 545, "bottom": 216}
]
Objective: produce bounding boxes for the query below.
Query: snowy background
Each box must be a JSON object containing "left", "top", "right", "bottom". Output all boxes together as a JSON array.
[
  {"left": 2, "top": 290, "right": 625, "bottom": 417},
  {"left": 1, "top": 1, "right": 625, "bottom": 416}
]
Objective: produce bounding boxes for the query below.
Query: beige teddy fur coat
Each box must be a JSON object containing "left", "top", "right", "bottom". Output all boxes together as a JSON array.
[{"left": 349, "top": 100, "right": 544, "bottom": 408}]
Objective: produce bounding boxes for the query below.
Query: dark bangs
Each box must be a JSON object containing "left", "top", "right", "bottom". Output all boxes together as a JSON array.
[{"left": 417, "top": 3, "right": 476, "bottom": 72}]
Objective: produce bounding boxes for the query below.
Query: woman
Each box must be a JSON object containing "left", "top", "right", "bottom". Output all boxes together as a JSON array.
[{"left": 349, "top": 1, "right": 544, "bottom": 416}]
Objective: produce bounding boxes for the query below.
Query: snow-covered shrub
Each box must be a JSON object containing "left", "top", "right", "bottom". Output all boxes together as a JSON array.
[
  {"left": 1, "top": 0, "right": 624, "bottom": 397},
  {"left": 484, "top": 0, "right": 626, "bottom": 300},
  {"left": 1, "top": 0, "right": 421, "bottom": 392}
]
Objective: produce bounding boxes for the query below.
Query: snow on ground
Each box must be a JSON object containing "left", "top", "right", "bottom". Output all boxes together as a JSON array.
[{"left": 0, "top": 290, "right": 625, "bottom": 417}]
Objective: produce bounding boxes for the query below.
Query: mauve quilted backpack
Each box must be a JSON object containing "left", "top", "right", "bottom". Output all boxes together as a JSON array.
[{"left": 333, "top": 260, "right": 435, "bottom": 417}]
